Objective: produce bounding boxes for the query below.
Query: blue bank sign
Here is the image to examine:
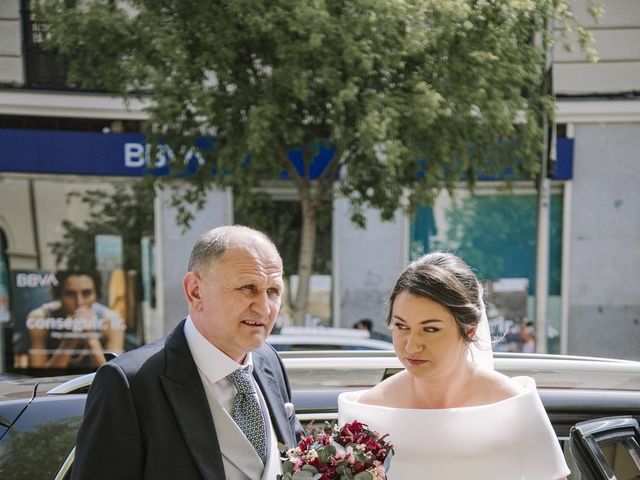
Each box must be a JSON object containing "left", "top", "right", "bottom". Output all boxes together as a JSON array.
[
  {"left": 0, "top": 129, "right": 197, "bottom": 177},
  {"left": 0, "top": 128, "right": 573, "bottom": 180}
]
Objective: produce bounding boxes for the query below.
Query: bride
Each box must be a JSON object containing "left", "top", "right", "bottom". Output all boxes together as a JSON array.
[{"left": 339, "top": 252, "right": 569, "bottom": 479}]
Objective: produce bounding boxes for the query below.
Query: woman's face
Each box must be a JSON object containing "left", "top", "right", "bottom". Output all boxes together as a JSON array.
[{"left": 390, "top": 291, "right": 470, "bottom": 376}]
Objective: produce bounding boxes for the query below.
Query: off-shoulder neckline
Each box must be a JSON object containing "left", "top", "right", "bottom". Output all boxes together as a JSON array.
[{"left": 339, "top": 376, "right": 536, "bottom": 412}]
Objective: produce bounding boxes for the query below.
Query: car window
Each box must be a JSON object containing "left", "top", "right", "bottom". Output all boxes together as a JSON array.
[
  {"left": 599, "top": 437, "right": 640, "bottom": 478},
  {"left": 0, "top": 397, "right": 83, "bottom": 480}
]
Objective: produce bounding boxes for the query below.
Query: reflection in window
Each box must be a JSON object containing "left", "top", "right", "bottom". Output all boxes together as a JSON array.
[
  {"left": 599, "top": 438, "right": 640, "bottom": 480},
  {"left": 234, "top": 195, "right": 332, "bottom": 326},
  {"left": 3, "top": 179, "right": 156, "bottom": 375},
  {"left": 0, "top": 230, "right": 9, "bottom": 323},
  {"left": 0, "top": 399, "right": 83, "bottom": 480},
  {"left": 411, "top": 192, "right": 564, "bottom": 353}
]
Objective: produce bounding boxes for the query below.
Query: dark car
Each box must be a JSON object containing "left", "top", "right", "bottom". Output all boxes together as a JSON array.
[{"left": 1, "top": 352, "right": 639, "bottom": 479}]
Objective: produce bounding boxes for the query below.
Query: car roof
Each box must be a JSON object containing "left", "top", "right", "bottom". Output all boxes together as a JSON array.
[
  {"left": 0, "top": 375, "right": 86, "bottom": 402},
  {"left": 267, "top": 335, "right": 393, "bottom": 349},
  {"left": 267, "top": 326, "right": 394, "bottom": 350},
  {"left": 0, "top": 374, "right": 86, "bottom": 428},
  {"left": 3, "top": 352, "right": 639, "bottom": 398},
  {"left": 278, "top": 351, "right": 640, "bottom": 392}
]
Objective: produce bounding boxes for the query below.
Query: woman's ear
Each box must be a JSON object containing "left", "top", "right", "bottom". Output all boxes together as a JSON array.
[{"left": 466, "top": 325, "right": 477, "bottom": 340}]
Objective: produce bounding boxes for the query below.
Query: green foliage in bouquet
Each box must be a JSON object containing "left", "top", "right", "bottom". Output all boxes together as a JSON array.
[{"left": 278, "top": 421, "right": 393, "bottom": 480}]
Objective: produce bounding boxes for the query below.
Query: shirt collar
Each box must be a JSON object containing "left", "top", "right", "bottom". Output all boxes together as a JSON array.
[{"left": 184, "top": 315, "right": 254, "bottom": 384}]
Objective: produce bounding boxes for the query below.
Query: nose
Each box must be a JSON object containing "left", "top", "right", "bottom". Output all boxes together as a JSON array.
[
  {"left": 77, "top": 293, "right": 92, "bottom": 307},
  {"left": 405, "top": 333, "right": 424, "bottom": 354},
  {"left": 250, "top": 290, "right": 270, "bottom": 316},
  {"left": 67, "top": 293, "right": 83, "bottom": 308}
]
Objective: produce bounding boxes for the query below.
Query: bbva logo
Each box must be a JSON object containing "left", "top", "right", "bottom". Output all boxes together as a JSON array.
[
  {"left": 124, "top": 143, "right": 206, "bottom": 168},
  {"left": 16, "top": 273, "right": 59, "bottom": 288}
]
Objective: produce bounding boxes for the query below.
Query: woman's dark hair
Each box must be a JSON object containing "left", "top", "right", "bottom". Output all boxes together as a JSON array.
[{"left": 387, "top": 252, "right": 483, "bottom": 342}]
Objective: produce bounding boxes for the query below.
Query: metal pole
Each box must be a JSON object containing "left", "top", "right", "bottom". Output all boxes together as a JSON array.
[
  {"left": 560, "top": 180, "right": 572, "bottom": 355},
  {"left": 28, "top": 179, "right": 42, "bottom": 269},
  {"left": 0, "top": 236, "right": 6, "bottom": 373},
  {"left": 534, "top": 17, "right": 554, "bottom": 355},
  {"left": 535, "top": 116, "right": 551, "bottom": 354}
]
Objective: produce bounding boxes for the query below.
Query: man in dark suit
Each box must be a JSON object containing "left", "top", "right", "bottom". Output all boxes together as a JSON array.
[{"left": 72, "top": 225, "right": 302, "bottom": 479}]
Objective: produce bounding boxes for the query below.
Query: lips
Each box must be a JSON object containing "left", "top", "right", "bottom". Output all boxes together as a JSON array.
[
  {"left": 406, "top": 357, "right": 428, "bottom": 366},
  {"left": 242, "top": 320, "right": 266, "bottom": 328}
]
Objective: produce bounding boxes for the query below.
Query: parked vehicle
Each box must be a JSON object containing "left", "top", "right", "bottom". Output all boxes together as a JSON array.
[
  {"left": 0, "top": 352, "right": 639, "bottom": 479},
  {"left": 267, "top": 326, "right": 394, "bottom": 351}
]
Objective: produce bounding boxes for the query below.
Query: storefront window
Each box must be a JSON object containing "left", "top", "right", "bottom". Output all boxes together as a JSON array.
[
  {"left": 411, "top": 188, "right": 564, "bottom": 353},
  {"left": 234, "top": 191, "right": 333, "bottom": 326},
  {"left": 1, "top": 177, "right": 155, "bottom": 374}
]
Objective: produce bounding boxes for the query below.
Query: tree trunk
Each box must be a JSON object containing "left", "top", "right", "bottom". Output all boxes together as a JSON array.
[{"left": 292, "top": 190, "right": 318, "bottom": 325}]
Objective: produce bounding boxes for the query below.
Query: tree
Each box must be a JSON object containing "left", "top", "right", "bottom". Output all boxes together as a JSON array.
[
  {"left": 48, "top": 182, "right": 155, "bottom": 273},
  {"left": 39, "top": 0, "right": 596, "bottom": 324},
  {"left": 0, "top": 417, "right": 82, "bottom": 479}
]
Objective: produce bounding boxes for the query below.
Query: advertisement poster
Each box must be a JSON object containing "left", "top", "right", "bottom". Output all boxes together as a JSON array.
[
  {"left": 0, "top": 256, "right": 9, "bottom": 323},
  {"left": 10, "top": 269, "right": 129, "bottom": 371},
  {"left": 484, "top": 278, "right": 532, "bottom": 353}
]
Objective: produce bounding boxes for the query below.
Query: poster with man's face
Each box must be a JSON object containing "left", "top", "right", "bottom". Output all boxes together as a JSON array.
[{"left": 10, "top": 269, "right": 127, "bottom": 371}]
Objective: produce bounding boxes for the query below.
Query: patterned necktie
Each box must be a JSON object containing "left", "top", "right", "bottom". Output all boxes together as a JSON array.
[{"left": 226, "top": 368, "right": 267, "bottom": 464}]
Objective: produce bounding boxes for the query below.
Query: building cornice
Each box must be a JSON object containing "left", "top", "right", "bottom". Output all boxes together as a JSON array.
[
  {"left": 2, "top": 89, "right": 639, "bottom": 125},
  {"left": 556, "top": 98, "right": 640, "bottom": 124},
  {"left": 0, "top": 89, "right": 149, "bottom": 119}
]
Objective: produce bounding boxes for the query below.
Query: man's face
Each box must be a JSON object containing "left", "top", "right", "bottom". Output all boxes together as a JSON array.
[
  {"left": 184, "top": 239, "right": 284, "bottom": 362},
  {"left": 60, "top": 275, "right": 97, "bottom": 315}
]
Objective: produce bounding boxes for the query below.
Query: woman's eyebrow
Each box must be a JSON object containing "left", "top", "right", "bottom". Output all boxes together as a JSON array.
[{"left": 391, "top": 316, "right": 443, "bottom": 324}]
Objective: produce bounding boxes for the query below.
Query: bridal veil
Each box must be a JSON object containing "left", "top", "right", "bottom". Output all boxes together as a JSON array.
[{"left": 467, "top": 284, "right": 494, "bottom": 371}]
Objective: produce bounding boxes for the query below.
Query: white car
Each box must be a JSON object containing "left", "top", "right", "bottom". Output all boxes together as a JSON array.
[
  {"left": 267, "top": 326, "right": 394, "bottom": 351},
  {"left": 1, "top": 351, "right": 639, "bottom": 479}
]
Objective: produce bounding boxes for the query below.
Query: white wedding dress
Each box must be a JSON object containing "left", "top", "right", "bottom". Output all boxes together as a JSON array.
[{"left": 338, "top": 295, "right": 570, "bottom": 479}]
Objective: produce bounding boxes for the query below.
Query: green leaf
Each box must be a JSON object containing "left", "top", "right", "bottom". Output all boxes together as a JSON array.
[
  {"left": 353, "top": 472, "right": 374, "bottom": 480},
  {"left": 300, "top": 465, "right": 319, "bottom": 474},
  {"left": 282, "top": 460, "right": 295, "bottom": 474},
  {"left": 317, "top": 444, "right": 337, "bottom": 464},
  {"left": 337, "top": 463, "right": 355, "bottom": 480},
  {"left": 291, "top": 465, "right": 320, "bottom": 480}
]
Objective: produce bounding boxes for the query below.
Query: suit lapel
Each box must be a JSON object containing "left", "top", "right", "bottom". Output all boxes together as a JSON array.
[
  {"left": 160, "top": 321, "right": 226, "bottom": 480},
  {"left": 252, "top": 350, "right": 295, "bottom": 448}
]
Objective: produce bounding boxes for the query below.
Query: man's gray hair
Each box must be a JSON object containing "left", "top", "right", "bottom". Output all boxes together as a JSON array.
[{"left": 188, "top": 225, "right": 278, "bottom": 272}]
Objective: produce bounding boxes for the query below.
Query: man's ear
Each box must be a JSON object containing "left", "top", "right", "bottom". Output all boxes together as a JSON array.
[{"left": 183, "top": 272, "right": 202, "bottom": 310}]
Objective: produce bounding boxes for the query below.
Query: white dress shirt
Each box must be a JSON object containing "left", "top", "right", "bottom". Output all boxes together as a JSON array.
[{"left": 183, "top": 316, "right": 274, "bottom": 451}]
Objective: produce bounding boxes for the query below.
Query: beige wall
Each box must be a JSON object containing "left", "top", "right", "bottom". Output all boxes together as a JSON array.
[
  {"left": 0, "top": 0, "right": 23, "bottom": 85},
  {"left": 0, "top": 174, "right": 121, "bottom": 271},
  {"left": 0, "top": 177, "right": 38, "bottom": 269},
  {"left": 554, "top": 0, "right": 640, "bottom": 94}
]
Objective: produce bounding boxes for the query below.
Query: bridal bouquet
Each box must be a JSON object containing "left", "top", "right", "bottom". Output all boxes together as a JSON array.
[{"left": 278, "top": 420, "right": 394, "bottom": 480}]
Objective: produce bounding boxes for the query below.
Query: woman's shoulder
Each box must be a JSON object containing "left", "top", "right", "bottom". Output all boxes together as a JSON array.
[
  {"left": 358, "top": 371, "right": 408, "bottom": 406},
  {"left": 469, "top": 369, "right": 525, "bottom": 404}
]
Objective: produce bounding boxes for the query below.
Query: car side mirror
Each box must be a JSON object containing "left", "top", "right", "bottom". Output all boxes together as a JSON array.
[
  {"left": 569, "top": 416, "right": 640, "bottom": 480},
  {"left": 103, "top": 352, "right": 118, "bottom": 362}
]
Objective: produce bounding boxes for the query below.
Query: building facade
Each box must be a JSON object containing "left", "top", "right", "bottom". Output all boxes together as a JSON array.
[
  {"left": 553, "top": 0, "right": 640, "bottom": 358},
  {"left": 1, "top": 0, "right": 638, "bottom": 371}
]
